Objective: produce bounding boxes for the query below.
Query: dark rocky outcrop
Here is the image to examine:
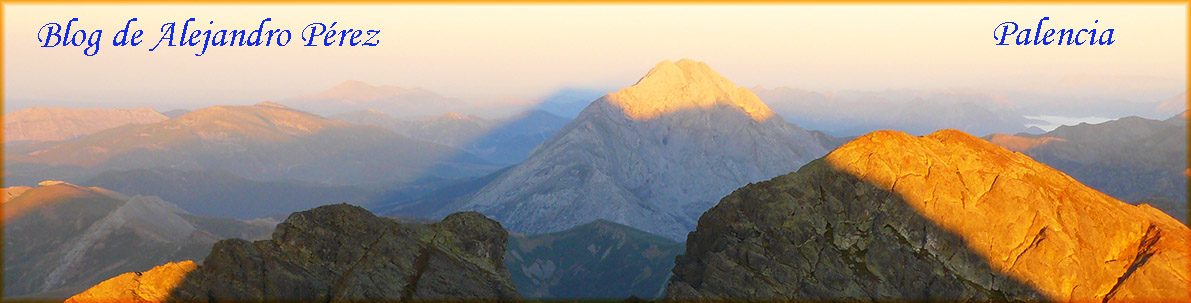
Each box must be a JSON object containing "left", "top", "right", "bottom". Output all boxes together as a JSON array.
[
  {"left": 667, "top": 130, "right": 1189, "bottom": 301},
  {"left": 67, "top": 204, "right": 520, "bottom": 302}
]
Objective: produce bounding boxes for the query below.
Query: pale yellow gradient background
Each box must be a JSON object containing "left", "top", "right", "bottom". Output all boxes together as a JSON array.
[{"left": 3, "top": 4, "right": 1186, "bottom": 110}]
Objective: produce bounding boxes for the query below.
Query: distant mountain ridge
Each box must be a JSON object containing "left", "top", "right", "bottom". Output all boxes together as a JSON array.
[
  {"left": 4, "top": 107, "right": 167, "bottom": 143},
  {"left": 5, "top": 102, "right": 496, "bottom": 186},
  {"left": 85, "top": 168, "right": 378, "bottom": 220},
  {"left": 397, "top": 59, "right": 838, "bottom": 240},
  {"left": 753, "top": 88, "right": 1043, "bottom": 137}
]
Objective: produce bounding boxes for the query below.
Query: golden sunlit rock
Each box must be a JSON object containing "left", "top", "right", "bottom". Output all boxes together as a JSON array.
[
  {"left": 669, "top": 129, "right": 1188, "bottom": 301},
  {"left": 604, "top": 59, "right": 776, "bottom": 122},
  {"left": 64, "top": 261, "right": 197, "bottom": 303},
  {"left": 822, "top": 130, "right": 1188, "bottom": 301}
]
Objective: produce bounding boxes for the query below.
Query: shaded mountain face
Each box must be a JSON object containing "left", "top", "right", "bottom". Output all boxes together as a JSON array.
[
  {"left": 753, "top": 88, "right": 1039, "bottom": 137},
  {"left": 86, "top": 168, "right": 377, "bottom": 220},
  {"left": 506, "top": 220, "right": 683, "bottom": 299},
  {"left": 423, "top": 59, "right": 835, "bottom": 241},
  {"left": 284, "top": 80, "right": 465, "bottom": 118},
  {"left": 65, "top": 204, "right": 520, "bottom": 302},
  {"left": 668, "top": 130, "right": 1189, "bottom": 301},
  {"left": 334, "top": 109, "right": 569, "bottom": 165},
  {"left": 4, "top": 102, "right": 495, "bottom": 186},
  {"left": 3, "top": 107, "right": 167, "bottom": 143},
  {"left": 3, "top": 183, "right": 275, "bottom": 300},
  {"left": 984, "top": 115, "right": 1187, "bottom": 223}
]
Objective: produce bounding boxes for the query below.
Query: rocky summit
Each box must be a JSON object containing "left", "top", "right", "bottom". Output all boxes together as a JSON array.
[
  {"left": 441, "top": 59, "right": 835, "bottom": 240},
  {"left": 66, "top": 204, "right": 520, "bottom": 302},
  {"left": 667, "top": 130, "right": 1189, "bottom": 301}
]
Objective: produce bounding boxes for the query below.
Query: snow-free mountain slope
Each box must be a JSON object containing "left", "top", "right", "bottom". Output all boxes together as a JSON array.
[
  {"left": 5, "top": 102, "right": 495, "bottom": 186},
  {"left": 3, "top": 107, "right": 167, "bottom": 143},
  {"left": 3, "top": 182, "right": 274, "bottom": 300},
  {"left": 434, "top": 59, "right": 835, "bottom": 240}
]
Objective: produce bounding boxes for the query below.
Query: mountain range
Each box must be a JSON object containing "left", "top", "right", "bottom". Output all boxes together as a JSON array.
[
  {"left": 753, "top": 88, "right": 1045, "bottom": 137},
  {"left": 984, "top": 112, "right": 1187, "bottom": 223},
  {"left": 4, "top": 102, "right": 495, "bottom": 187},
  {"left": 5, "top": 59, "right": 1186, "bottom": 302},
  {"left": 84, "top": 168, "right": 378, "bottom": 220},
  {"left": 668, "top": 130, "right": 1189, "bottom": 301},
  {"left": 3, "top": 107, "right": 167, "bottom": 143},
  {"left": 390, "top": 59, "right": 839, "bottom": 240},
  {"left": 3, "top": 182, "right": 275, "bottom": 299}
]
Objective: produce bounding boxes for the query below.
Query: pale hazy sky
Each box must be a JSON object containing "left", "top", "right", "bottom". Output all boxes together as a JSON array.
[{"left": 4, "top": 4, "right": 1186, "bottom": 112}]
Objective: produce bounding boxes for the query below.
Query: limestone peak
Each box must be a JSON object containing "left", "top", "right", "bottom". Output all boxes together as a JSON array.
[{"left": 603, "top": 59, "right": 776, "bottom": 121}]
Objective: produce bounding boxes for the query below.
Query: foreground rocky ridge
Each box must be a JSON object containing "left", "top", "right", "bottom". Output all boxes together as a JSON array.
[
  {"left": 668, "top": 129, "right": 1189, "bottom": 301},
  {"left": 66, "top": 204, "right": 520, "bottom": 302}
]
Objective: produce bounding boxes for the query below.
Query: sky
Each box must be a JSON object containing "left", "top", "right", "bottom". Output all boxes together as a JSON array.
[{"left": 4, "top": 4, "right": 1186, "bottom": 117}]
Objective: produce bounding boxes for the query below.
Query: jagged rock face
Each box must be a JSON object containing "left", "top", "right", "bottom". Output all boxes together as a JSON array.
[
  {"left": 3, "top": 183, "right": 274, "bottom": 300},
  {"left": 3, "top": 107, "right": 167, "bottom": 142},
  {"left": 506, "top": 220, "right": 684, "bottom": 299},
  {"left": 447, "top": 59, "right": 833, "bottom": 240},
  {"left": 74, "top": 204, "right": 519, "bottom": 302},
  {"left": 668, "top": 130, "right": 1189, "bottom": 301}
]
